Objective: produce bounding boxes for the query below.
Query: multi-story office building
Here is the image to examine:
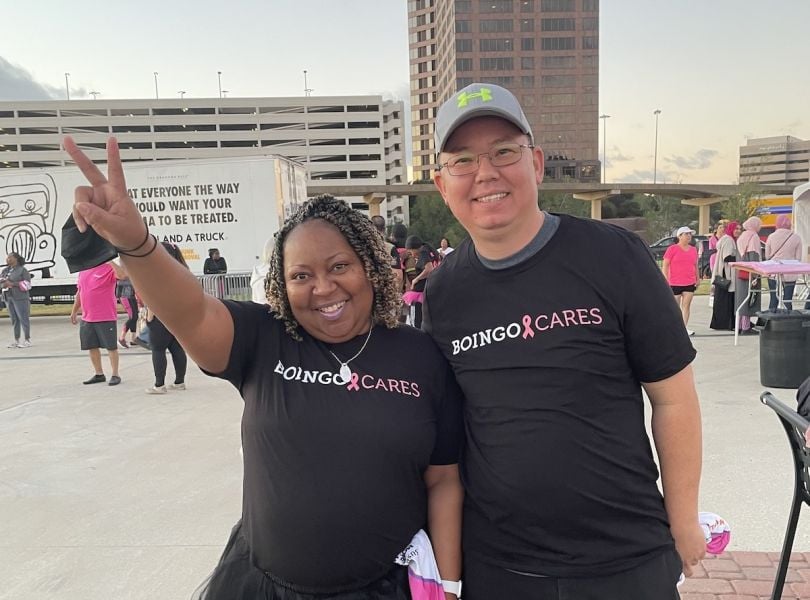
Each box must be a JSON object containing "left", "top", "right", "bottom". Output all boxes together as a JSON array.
[
  {"left": 739, "top": 136, "right": 810, "bottom": 187},
  {"left": 408, "top": 0, "right": 600, "bottom": 183},
  {"left": 0, "top": 96, "right": 409, "bottom": 223}
]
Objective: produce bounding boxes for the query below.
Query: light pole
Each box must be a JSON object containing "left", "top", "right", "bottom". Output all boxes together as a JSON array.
[
  {"left": 222, "top": 90, "right": 229, "bottom": 98},
  {"left": 64, "top": 72, "right": 71, "bottom": 101},
  {"left": 178, "top": 90, "right": 186, "bottom": 99},
  {"left": 89, "top": 91, "right": 100, "bottom": 100},
  {"left": 303, "top": 70, "right": 313, "bottom": 96},
  {"left": 599, "top": 114, "right": 610, "bottom": 183},
  {"left": 154, "top": 72, "right": 159, "bottom": 99},
  {"left": 653, "top": 109, "right": 662, "bottom": 184},
  {"left": 217, "top": 71, "right": 223, "bottom": 98}
]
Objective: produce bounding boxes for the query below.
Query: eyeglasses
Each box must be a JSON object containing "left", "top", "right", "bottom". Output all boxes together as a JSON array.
[{"left": 438, "top": 142, "right": 534, "bottom": 176}]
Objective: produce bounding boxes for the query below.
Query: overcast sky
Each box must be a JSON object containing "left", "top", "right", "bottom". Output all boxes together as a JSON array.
[{"left": 2, "top": 0, "right": 808, "bottom": 184}]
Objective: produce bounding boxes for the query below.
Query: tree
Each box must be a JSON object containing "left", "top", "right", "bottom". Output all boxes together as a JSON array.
[
  {"left": 407, "top": 195, "right": 466, "bottom": 247},
  {"left": 537, "top": 191, "right": 590, "bottom": 217},
  {"left": 720, "top": 182, "right": 764, "bottom": 224}
]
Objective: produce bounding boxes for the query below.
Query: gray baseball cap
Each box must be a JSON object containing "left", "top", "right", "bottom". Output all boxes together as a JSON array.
[{"left": 434, "top": 83, "right": 533, "bottom": 154}]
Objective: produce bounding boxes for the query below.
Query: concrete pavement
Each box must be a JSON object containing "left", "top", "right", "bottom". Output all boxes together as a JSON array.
[{"left": 2, "top": 300, "right": 810, "bottom": 599}]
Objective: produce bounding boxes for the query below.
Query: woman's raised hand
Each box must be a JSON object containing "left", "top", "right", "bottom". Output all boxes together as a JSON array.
[{"left": 64, "top": 136, "right": 147, "bottom": 250}]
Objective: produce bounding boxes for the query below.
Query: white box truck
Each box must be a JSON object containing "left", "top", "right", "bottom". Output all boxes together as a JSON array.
[{"left": 0, "top": 155, "right": 308, "bottom": 298}]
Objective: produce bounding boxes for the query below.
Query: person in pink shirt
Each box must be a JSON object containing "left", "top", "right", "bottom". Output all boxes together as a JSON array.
[
  {"left": 70, "top": 262, "right": 124, "bottom": 385},
  {"left": 662, "top": 227, "right": 700, "bottom": 336}
]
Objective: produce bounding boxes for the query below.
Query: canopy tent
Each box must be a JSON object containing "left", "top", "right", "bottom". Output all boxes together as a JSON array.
[{"left": 794, "top": 181, "right": 810, "bottom": 260}]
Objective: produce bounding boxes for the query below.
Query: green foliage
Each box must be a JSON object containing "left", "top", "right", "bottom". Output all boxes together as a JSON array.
[
  {"left": 719, "top": 183, "right": 764, "bottom": 224},
  {"left": 537, "top": 191, "right": 590, "bottom": 217},
  {"left": 634, "top": 194, "right": 699, "bottom": 240},
  {"left": 407, "top": 195, "right": 467, "bottom": 247}
]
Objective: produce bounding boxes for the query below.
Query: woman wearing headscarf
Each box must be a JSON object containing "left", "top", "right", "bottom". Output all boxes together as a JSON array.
[
  {"left": 709, "top": 221, "right": 741, "bottom": 331},
  {"left": 1, "top": 252, "right": 33, "bottom": 348},
  {"left": 736, "top": 216, "right": 763, "bottom": 335},
  {"left": 63, "top": 137, "right": 463, "bottom": 600},
  {"left": 765, "top": 215, "right": 803, "bottom": 311}
]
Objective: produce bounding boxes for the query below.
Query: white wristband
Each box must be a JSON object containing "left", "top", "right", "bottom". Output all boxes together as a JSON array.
[{"left": 442, "top": 579, "right": 462, "bottom": 597}]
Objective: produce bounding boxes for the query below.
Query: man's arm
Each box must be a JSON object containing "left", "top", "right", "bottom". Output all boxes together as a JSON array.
[{"left": 643, "top": 364, "right": 705, "bottom": 576}]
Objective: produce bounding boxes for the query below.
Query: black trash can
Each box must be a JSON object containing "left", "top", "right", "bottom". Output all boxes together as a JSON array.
[{"left": 758, "top": 311, "right": 810, "bottom": 388}]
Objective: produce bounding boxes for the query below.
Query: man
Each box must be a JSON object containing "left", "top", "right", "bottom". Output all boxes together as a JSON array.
[
  {"left": 71, "top": 261, "right": 124, "bottom": 385},
  {"left": 203, "top": 248, "right": 228, "bottom": 274},
  {"left": 423, "top": 83, "right": 704, "bottom": 599}
]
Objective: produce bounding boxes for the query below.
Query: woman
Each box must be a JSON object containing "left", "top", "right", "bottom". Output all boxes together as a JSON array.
[
  {"left": 662, "top": 226, "right": 699, "bottom": 336},
  {"left": 204, "top": 248, "right": 228, "bottom": 274},
  {"left": 710, "top": 221, "right": 741, "bottom": 331},
  {"left": 736, "top": 216, "right": 763, "bottom": 335},
  {"left": 116, "top": 275, "right": 139, "bottom": 348},
  {"left": 145, "top": 243, "right": 189, "bottom": 394},
  {"left": 1, "top": 252, "right": 33, "bottom": 348},
  {"left": 403, "top": 235, "right": 438, "bottom": 329},
  {"left": 765, "top": 215, "right": 802, "bottom": 311},
  {"left": 708, "top": 220, "right": 727, "bottom": 275},
  {"left": 63, "top": 137, "right": 463, "bottom": 600},
  {"left": 437, "top": 238, "right": 454, "bottom": 259}
]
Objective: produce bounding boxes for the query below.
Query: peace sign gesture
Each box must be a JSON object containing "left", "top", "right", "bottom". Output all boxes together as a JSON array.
[{"left": 64, "top": 136, "right": 148, "bottom": 251}]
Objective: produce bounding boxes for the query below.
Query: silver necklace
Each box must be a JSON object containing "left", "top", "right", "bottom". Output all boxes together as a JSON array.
[{"left": 327, "top": 322, "right": 374, "bottom": 383}]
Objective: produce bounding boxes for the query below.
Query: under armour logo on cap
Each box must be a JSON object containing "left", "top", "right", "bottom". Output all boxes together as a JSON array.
[{"left": 457, "top": 87, "right": 493, "bottom": 108}]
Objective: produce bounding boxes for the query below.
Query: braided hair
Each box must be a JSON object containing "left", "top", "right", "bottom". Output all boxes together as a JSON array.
[{"left": 267, "top": 194, "right": 401, "bottom": 339}]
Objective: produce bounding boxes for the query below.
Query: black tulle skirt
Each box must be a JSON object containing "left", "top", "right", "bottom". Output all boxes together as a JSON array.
[{"left": 192, "top": 521, "right": 411, "bottom": 600}]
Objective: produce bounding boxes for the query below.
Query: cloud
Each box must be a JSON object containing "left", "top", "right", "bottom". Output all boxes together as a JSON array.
[
  {"left": 663, "top": 148, "right": 718, "bottom": 170},
  {"left": 615, "top": 169, "right": 679, "bottom": 184},
  {"left": 0, "top": 56, "right": 65, "bottom": 100}
]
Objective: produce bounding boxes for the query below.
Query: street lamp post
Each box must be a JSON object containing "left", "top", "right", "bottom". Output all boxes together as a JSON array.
[
  {"left": 217, "top": 71, "right": 223, "bottom": 98},
  {"left": 653, "top": 109, "right": 662, "bottom": 184},
  {"left": 222, "top": 90, "right": 229, "bottom": 98},
  {"left": 599, "top": 114, "right": 610, "bottom": 183},
  {"left": 154, "top": 72, "right": 159, "bottom": 99},
  {"left": 178, "top": 90, "right": 186, "bottom": 99},
  {"left": 64, "top": 72, "right": 71, "bottom": 101},
  {"left": 303, "top": 70, "right": 313, "bottom": 96},
  {"left": 89, "top": 91, "right": 100, "bottom": 100}
]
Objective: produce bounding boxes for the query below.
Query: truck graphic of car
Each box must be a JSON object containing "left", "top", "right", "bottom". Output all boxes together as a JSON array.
[{"left": 0, "top": 175, "right": 58, "bottom": 274}]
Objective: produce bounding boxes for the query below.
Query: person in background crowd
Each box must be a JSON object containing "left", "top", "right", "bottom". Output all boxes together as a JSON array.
[
  {"left": 204, "top": 248, "right": 228, "bottom": 274},
  {"left": 71, "top": 261, "right": 124, "bottom": 385},
  {"left": 710, "top": 221, "right": 741, "bottom": 331},
  {"left": 63, "top": 134, "right": 464, "bottom": 600},
  {"left": 765, "top": 214, "right": 802, "bottom": 311},
  {"left": 116, "top": 275, "right": 139, "bottom": 348},
  {"left": 1, "top": 252, "right": 33, "bottom": 348},
  {"left": 371, "top": 214, "right": 403, "bottom": 293},
  {"left": 403, "top": 235, "right": 438, "bottom": 329},
  {"left": 392, "top": 223, "right": 411, "bottom": 324},
  {"left": 250, "top": 238, "right": 274, "bottom": 305},
  {"left": 662, "top": 226, "right": 700, "bottom": 336},
  {"left": 708, "top": 220, "right": 728, "bottom": 275},
  {"left": 736, "top": 216, "right": 763, "bottom": 335},
  {"left": 146, "top": 243, "right": 189, "bottom": 394},
  {"left": 438, "top": 238, "right": 454, "bottom": 259},
  {"left": 425, "top": 83, "right": 703, "bottom": 599}
]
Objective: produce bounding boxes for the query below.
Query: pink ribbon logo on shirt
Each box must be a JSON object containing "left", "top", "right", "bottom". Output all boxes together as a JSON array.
[
  {"left": 346, "top": 373, "right": 361, "bottom": 391},
  {"left": 522, "top": 315, "right": 535, "bottom": 339}
]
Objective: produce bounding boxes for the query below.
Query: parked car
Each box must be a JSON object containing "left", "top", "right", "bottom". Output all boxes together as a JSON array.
[{"left": 649, "top": 235, "right": 712, "bottom": 279}]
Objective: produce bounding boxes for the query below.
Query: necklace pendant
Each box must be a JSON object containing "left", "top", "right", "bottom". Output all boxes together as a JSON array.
[{"left": 339, "top": 364, "right": 352, "bottom": 382}]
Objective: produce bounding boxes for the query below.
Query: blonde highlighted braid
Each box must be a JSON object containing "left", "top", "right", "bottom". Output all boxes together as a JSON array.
[{"left": 266, "top": 194, "right": 401, "bottom": 340}]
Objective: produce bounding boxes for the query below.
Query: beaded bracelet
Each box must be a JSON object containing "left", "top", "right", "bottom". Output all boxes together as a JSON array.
[
  {"left": 118, "top": 234, "right": 159, "bottom": 258},
  {"left": 115, "top": 226, "right": 151, "bottom": 254}
]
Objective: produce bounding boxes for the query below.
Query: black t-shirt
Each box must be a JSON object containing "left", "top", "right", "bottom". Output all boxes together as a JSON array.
[
  {"left": 210, "top": 301, "right": 463, "bottom": 592},
  {"left": 412, "top": 248, "right": 434, "bottom": 292},
  {"left": 204, "top": 257, "right": 228, "bottom": 274},
  {"left": 423, "top": 214, "right": 696, "bottom": 578}
]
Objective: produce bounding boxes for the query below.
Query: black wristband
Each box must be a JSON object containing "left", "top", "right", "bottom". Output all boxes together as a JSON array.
[
  {"left": 118, "top": 234, "right": 159, "bottom": 258},
  {"left": 115, "top": 226, "right": 150, "bottom": 254}
]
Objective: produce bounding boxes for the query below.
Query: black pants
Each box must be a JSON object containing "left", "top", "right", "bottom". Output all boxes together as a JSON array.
[
  {"left": 464, "top": 549, "right": 682, "bottom": 600},
  {"left": 121, "top": 297, "right": 139, "bottom": 333},
  {"left": 147, "top": 317, "right": 187, "bottom": 387}
]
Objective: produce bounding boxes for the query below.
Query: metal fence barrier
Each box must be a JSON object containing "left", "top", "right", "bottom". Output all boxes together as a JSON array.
[{"left": 198, "top": 272, "right": 253, "bottom": 301}]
